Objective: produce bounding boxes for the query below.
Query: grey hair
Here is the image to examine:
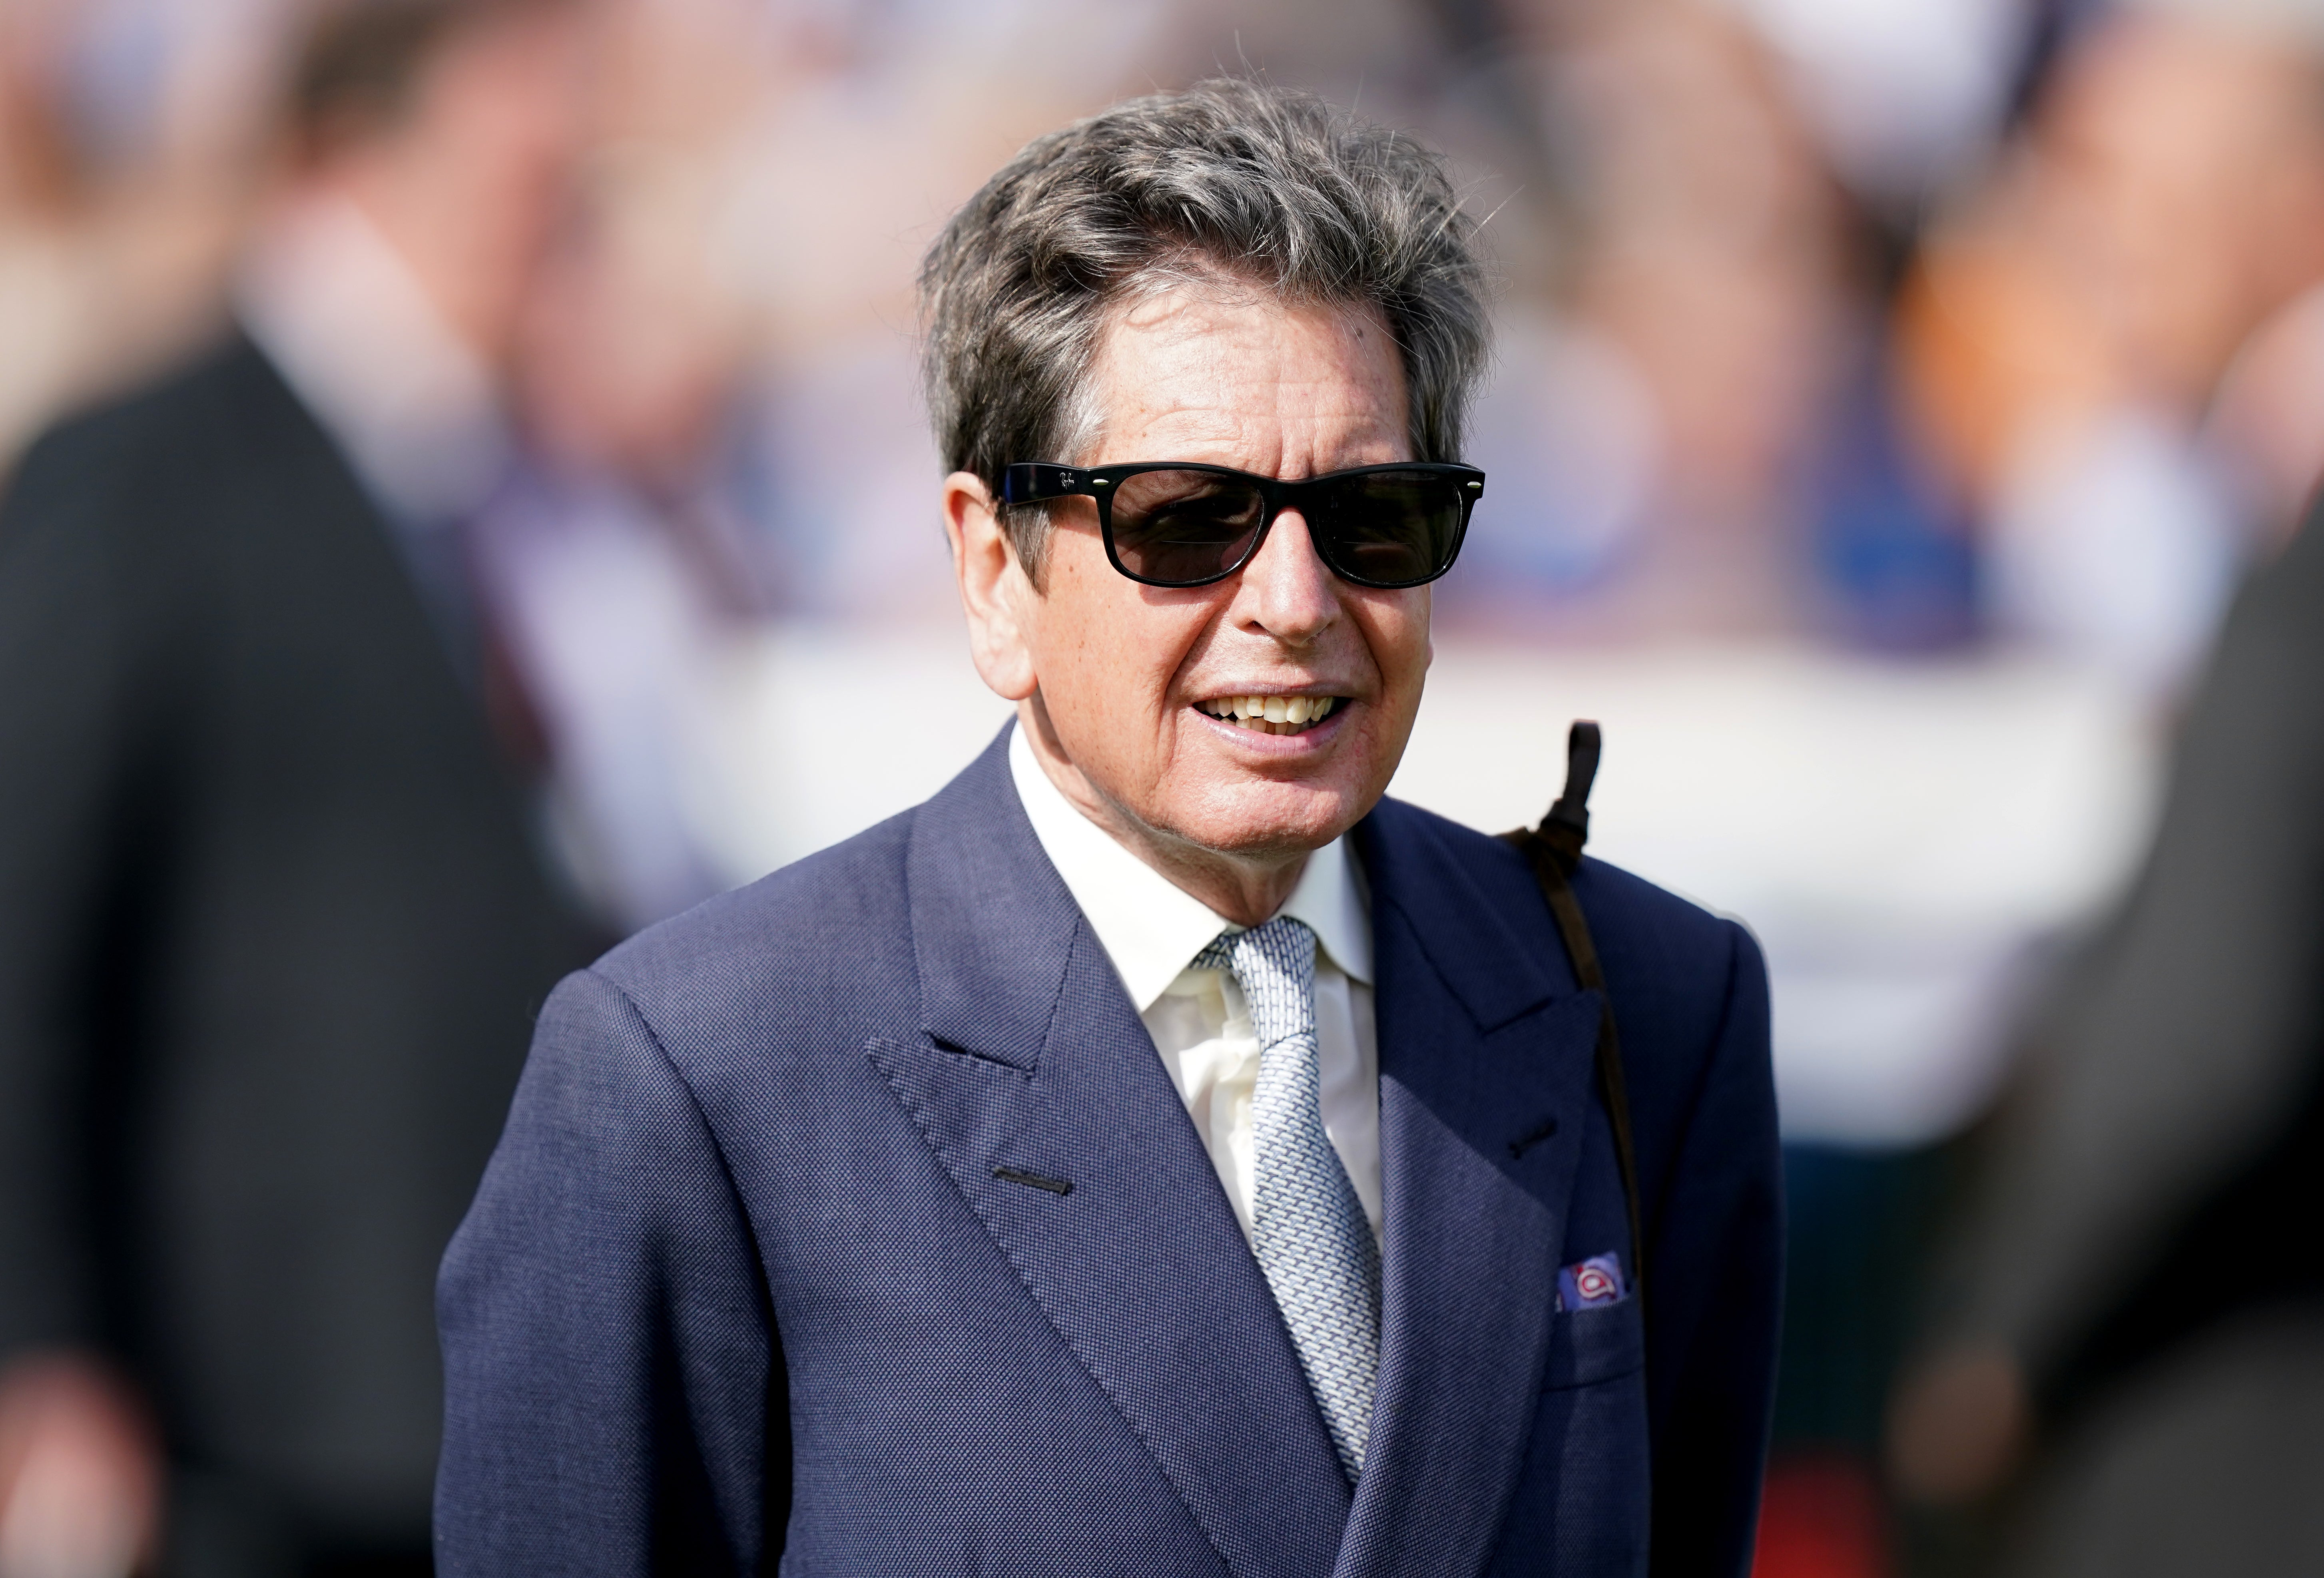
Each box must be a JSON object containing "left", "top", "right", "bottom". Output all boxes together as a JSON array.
[{"left": 918, "top": 77, "right": 1491, "bottom": 580}]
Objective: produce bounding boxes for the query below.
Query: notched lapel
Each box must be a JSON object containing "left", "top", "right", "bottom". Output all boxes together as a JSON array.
[
  {"left": 882, "top": 735, "right": 1351, "bottom": 1578},
  {"left": 907, "top": 734, "right": 1078, "bottom": 1071},
  {"left": 1336, "top": 809, "right": 1602, "bottom": 1578},
  {"left": 1356, "top": 801, "right": 1568, "bottom": 1035}
]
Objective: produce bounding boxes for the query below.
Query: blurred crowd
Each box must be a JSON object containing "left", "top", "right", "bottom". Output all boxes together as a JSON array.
[{"left": 8, "top": 0, "right": 2324, "bottom": 1573}]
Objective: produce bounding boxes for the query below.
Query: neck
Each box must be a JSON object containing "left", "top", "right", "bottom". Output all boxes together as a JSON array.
[
  {"left": 305, "top": 162, "right": 505, "bottom": 369},
  {"left": 1020, "top": 697, "right": 1308, "bottom": 927}
]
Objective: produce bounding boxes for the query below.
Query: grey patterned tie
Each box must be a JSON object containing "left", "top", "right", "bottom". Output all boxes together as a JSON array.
[{"left": 1197, "top": 917, "right": 1381, "bottom": 1481}]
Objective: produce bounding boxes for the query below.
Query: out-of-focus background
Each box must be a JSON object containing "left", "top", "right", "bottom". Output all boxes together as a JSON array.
[{"left": 7, "top": 0, "right": 2324, "bottom": 1572}]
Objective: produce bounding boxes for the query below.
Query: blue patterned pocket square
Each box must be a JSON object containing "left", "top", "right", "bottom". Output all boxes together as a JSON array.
[{"left": 1555, "top": 1253, "right": 1628, "bottom": 1312}]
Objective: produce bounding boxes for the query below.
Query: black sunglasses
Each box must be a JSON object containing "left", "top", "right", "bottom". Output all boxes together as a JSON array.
[{"left": 1001, "top": 460, "right": 1484, "bottom": 589}]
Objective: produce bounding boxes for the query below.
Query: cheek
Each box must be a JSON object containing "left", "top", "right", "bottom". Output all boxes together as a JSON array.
[
  {"left": 1028, "top": 562, "right": 1209, "bottom": 725},
  {"left": 1360, "top": 592, "right": 1434, "bottom": 696}
]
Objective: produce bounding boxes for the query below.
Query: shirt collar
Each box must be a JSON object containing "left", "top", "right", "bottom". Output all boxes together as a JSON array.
[
  {"left": 1008, "top": 722, "right": 1373, "bottom": 1014},
  {"left": 235, "top": 193, "right": 508, "bottom": 528}
]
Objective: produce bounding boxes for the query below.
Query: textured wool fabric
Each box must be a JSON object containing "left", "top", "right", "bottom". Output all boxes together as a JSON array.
[
  {"left": 1198, "top": 919, "right": 1382, "bottom": 1479},
  {"left": 435, "top": 725, "right": 1782, "bottom": 1577}
]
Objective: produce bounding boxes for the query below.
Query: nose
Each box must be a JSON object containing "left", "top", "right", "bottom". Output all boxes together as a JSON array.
[{"left": 1233, "top": 508, "right": 1339, "bottom": 648}]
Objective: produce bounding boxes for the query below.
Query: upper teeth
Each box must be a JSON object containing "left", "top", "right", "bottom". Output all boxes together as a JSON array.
[{"left": 1204, "top": 695, "right": 1336, "bottom": 725}]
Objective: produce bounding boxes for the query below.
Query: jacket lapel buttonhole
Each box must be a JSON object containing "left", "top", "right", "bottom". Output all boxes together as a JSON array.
[
  {"left": 1507, "top": 1116, "right": 1560, "bottom": 1160},
  {"left": 993, "top": 1165, "right": 1074, "bottom": 1197}
]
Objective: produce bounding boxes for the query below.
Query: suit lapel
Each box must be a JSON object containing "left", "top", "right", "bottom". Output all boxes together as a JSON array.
[
  {"left": 868, "top": 730, "right": 1350, "bottom": 1578},
  {"left": 1331, "top": 803, "right": 1602, "bottom": 1578}
]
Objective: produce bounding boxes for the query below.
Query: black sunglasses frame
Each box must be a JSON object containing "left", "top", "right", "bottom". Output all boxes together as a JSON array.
[{"left": 1000, "top": 460, "right": 1485, "bottom": 590}]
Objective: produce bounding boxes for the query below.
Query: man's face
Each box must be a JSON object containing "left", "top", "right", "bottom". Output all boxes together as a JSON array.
[
  {"left": 334, "top": 6, "right": 592, "bottom": 366},
  {"left": 1012, "top": 284, "right": 1433, "bottom": 866}
]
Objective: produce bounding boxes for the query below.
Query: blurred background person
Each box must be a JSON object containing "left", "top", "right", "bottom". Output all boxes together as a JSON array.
[
  {"left": 1875, "top": 4, "right": 2324, "bottom": 1576},
  {"left": 1424, "top": 0, "right": 1997, "bottom": 654},
  {"left": 1442, "top": 0, "right": 1884, "bottom": 644},
  {"left": 468, "top": 131, "right": 777, "bottom": 936},
  {"left": 1899, "top": 0, "right": 2324, "bottom": 700},
  {"left": 1880, "top": 9, "right": 2324, "bottom": 1569},
  {"left": 0, "top": 1, "right": 597, "bottom": 1572},
  {"left": 1887, "top": 489, "right": 2324, "bottom": 1578}
]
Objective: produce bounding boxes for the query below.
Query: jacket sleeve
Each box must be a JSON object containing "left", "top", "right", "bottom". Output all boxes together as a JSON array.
[
  {"left": 435, "top": 967, "right": 781, "bottom": 1576},
  {"left": 0, "top": 423, "right": 181, "bottom": 1363},
  {"left": 1643, "top": 920, "right": 1782, "bottom": 1578}
]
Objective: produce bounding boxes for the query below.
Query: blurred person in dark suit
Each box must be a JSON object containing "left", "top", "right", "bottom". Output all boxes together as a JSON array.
[
  {"left": 0, "top": 1, "right": 594, "bottom": 1573},
  {"left": 1888, "top": 492, "right": 2324, "bottom": 1576}
]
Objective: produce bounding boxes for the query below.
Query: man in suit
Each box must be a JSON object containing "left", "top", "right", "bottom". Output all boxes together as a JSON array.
[
  {"left": 436, "top": 79, "right": 1781, "bottom": 1577},
  {"left": 0, "top": 2, "right": 592, "bottom": 1572}
]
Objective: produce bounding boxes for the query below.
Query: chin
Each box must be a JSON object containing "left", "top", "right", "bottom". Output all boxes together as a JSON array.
[{"left": 1169, "top": 773, "right": 1366, "bottom": 859}]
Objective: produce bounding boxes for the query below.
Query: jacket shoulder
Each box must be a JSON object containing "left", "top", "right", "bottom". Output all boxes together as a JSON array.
[
  {"left": 587, "top": 808, "right": 921, "bottom": 1045},
  {"left": 1365, "top": 794, "right": 1755, "bottom": 1039},
  {"left": 10, "top": 338, "right": 285, "bottom": 486},
  {"left": 1367, "top": 794, "right": 1737, "bottom": 956},
  {"left": 2, "top": 337, "right": 312, "bottom": 563},
  {"left": 1569, "top": 847, "right": 1741, "bottom": 969}
]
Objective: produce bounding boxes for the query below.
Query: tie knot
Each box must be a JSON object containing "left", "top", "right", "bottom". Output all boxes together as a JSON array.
[{"left": 1194, "top": 915, "right": 1318, "bottom": 1049}]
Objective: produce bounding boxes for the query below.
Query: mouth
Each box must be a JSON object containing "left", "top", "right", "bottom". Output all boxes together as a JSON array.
[{"left": 1193, "top": 693, "right": 1344, "bottom": 738}]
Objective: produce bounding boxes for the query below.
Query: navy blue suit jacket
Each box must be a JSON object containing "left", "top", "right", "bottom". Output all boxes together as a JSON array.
[{"left": 436, "top": 727, "right": 1779, "bottom": 1576}]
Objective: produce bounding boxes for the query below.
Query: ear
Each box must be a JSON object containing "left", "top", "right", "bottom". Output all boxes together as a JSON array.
[{"left": 944, "top": 471, "right": 1039, "bottom": 702}]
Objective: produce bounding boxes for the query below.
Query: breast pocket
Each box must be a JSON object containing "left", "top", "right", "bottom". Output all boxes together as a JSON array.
[
  {"left": 1540, "top": 1297, "right": 1646, "bottom": 1391},
  {"left": 1484, "top": 1299, "right": 1651, "bottom": 1576}
]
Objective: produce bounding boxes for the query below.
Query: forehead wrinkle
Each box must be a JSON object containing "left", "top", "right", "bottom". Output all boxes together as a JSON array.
[{"left": 1091, "top": 293, "right": 1406, "bottom": 476}]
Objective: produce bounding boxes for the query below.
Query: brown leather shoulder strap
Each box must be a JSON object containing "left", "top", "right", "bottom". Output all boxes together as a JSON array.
[{"left": 1499, "top": 721, "right": 1646, "bottom": 1301}]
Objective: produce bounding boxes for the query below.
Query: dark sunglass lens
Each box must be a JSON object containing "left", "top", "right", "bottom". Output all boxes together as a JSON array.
[
  {"left": 1107, "top": 470, "right": 1268, "bottom": 584},
  {"left": 1309, "top": 471, "right": 1466, "bottom": 586}
]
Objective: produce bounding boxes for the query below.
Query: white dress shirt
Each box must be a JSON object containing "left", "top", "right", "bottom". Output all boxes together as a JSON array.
[{"left": 1008, "top": 725, "right": 1381, "bottom": 1245}]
